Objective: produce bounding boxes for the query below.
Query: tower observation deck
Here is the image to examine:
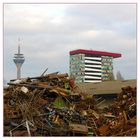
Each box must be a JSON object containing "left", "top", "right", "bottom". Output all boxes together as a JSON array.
[{"left": 13, "top": 39, "right": 25, "bottom": 79}]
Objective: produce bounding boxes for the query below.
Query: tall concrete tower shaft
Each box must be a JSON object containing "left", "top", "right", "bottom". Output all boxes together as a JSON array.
[{"left": 13, "top": 40, "right": 25, "bottom": 79}]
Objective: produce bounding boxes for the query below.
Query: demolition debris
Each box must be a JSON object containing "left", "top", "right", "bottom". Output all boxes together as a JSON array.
[{"left": 4, "top": 72, "right": 136, "bottom": 136}]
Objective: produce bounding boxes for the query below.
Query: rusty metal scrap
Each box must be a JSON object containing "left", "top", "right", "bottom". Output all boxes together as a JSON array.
[{"left": 4, "top": 73, "right": 137, "bottom": 136}]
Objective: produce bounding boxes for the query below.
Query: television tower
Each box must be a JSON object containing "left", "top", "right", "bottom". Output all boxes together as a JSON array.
[{"left": 13, "top": 39, "right": 25, "bottom": 79}]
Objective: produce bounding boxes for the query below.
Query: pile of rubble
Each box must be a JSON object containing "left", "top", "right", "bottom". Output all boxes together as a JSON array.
[
  {"left": 96, "top": 86, "right": 136, "bottom": 136},
  {"left": 4, "top": 72, "right": 136, "bottom": 136}
]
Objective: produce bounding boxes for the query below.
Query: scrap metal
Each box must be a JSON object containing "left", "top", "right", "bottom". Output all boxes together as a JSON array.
[{"left": 4, "top": 73, "right": 136, "bottom": 136}]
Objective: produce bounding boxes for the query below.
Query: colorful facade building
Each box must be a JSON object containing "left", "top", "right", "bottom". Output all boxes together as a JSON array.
[{"left": 69, "top": 49, "right": 121, "bottom": 83}]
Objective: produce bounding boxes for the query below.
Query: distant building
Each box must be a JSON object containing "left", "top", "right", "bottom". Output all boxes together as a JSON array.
[
  {"left": 69, "top": 49, "right": 121, "bottom": 83},
  {"left": 13, "top": 40, "right": 25, "bottom": 79}
]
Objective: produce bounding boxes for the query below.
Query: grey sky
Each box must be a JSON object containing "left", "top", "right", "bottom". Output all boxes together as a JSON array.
[{"left": 4, "top": 3, "right": 136, "bottom": 82}]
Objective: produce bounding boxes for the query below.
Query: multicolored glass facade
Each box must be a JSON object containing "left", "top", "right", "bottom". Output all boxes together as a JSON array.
[
  {"left": 101, "top": 56, "right": 113, "bottom": 81},
  {"left": 70, "top": 54, "right": 85, "bottom": 83}
]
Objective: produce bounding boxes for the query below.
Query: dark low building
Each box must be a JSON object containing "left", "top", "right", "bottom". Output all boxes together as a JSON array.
[{"left": 76, "top": 79, "right": 136, "bottom": 108}]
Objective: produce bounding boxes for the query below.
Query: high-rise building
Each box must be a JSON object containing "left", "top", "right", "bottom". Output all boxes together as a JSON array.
[
  {"left": 69, "top": 49, "right": 121, "bottom": 83},
  {"left": 13, "top": 40, "right": 25, "bottom": 79}
]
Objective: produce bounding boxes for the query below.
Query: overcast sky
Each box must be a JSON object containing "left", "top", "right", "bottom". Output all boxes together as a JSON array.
[{"left": 4, "top": 3, "right": 136, "bottom": 82}]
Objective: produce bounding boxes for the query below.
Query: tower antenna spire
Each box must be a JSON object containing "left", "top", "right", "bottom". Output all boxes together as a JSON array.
[{"left": 18, "top": 38, "right": 20, "bottom": 54}]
